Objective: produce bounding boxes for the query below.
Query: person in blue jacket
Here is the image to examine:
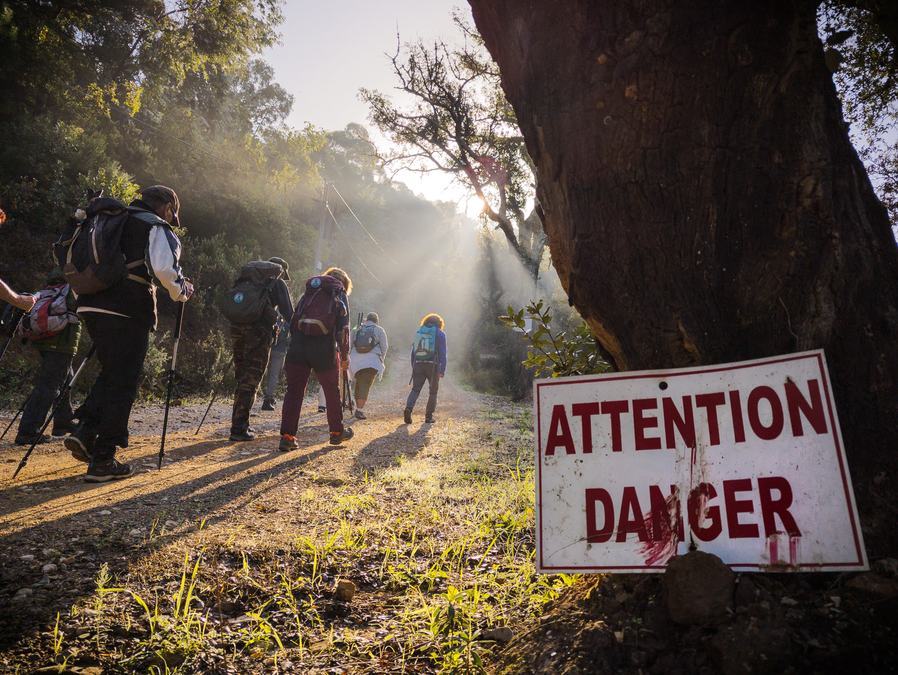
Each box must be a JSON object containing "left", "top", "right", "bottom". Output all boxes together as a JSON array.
[{"left": 404, "top": 313, "right": 447, "bottom": 424}]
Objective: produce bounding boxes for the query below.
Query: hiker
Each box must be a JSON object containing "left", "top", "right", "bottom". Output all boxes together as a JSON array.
[
  {"left": 221, "top": 256, "right": 293, "bottom": 441},
  {"left": 63, "top": 185, "right": 193, "bottom": 482},
  {"left": 14, "top": 269, "right": 81, "bottom": 445},
  {"left": 0, "top": 277, "right": 36, "bottom": 312},
  {"left": 279, "top": 267, "right": 354, "bottom": 450},
  {"left": 349, "top": 312, "right": 389, "bottom": 419},
  {"left": 262, "top": 313, "right": 290, "bottom": 411},
  {"left": 404, "top": 313, "right": 447, "bottom": 424}
]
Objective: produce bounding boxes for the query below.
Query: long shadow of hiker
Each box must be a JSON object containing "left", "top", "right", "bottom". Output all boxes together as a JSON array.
[
  {"left": 0, "top": 440, "right": 335, "bottom": 651},
  {"left": 349, "top": 422, "right": 431, "bottom": 477}
]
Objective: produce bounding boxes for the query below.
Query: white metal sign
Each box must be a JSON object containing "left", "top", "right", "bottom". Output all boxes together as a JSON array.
[{"left": 534, "top": 350, "right": 867, "bottom": 573}]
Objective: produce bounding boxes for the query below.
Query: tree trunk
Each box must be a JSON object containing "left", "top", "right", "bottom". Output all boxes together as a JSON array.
[{"left": 469, "top": 0, "right": 898, "bottom": 555}]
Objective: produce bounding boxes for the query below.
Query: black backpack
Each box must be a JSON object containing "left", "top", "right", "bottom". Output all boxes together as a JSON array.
[
  {"left": 354, "top": 324, "right": 378, "bottom": 353},
  {"left": 53, "top": 197, "right": 155, "bottom": 295},
  {"left": 220, "top": 261, "right": 282, "bottom": 325}
]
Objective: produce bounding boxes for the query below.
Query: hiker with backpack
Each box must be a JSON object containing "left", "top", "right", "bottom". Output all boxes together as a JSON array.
[
  {"left": 349, "top": 312, "right": 389, "bottom": 420},
  {"left": 13, "top": 268, "right": 81, "bottom": 446},
  {"left": 60, "top": 185, "right": 193, "bottom": 482},
  {"left": 220, "top": 256, "right": 293, "bottom": 441},
  {"left": 404, "top": 313, "right": 447, "bottom": 425},
  {"left": 278, "top": 266, "right": 354, "bottom": 450}
]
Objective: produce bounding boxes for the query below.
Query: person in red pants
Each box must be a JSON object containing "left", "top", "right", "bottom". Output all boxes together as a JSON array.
[{"left": 279, "top": 267, "right": 354, "bottom": 450}]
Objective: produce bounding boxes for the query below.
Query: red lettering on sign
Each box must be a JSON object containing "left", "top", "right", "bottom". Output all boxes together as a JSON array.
[
  {"left": 758, "top": 476, "right": 801, "bottom": 536},
  {"left": 694, "top": 393, "right": 725, "bottom": 446},
  {"left": 729, "top": 390, "right": 746, "bottom": 443},
  {"left": 662, "top": 396, "right": 695, "bottom": 449},
  {"left": 785, "top": 378, "right": 827, "bottom": 437},
  {"left": 601, "top": 400, "right": 629, "bottom": 452},
  {"left": 616, "top": 486, "right": 649, "bottom": 542},
  {"left": 585, "top": 488, "right": 614, "bottom": 543},
  {"left": 723, "top": 478, "right": 759, "bottom": 538},
  {"left": 633, "top": 398, "right": 662, "bottom": 450},
  {"left": 688, "top": 482, "right": 722, "bottom": 541},
  {"left": 545, "top": 405, "right": 575, "bottom": 456},
  {"left": 649, "top": 484, "right": 684, "bottom": 542},
  {"left": 572, "top": 402, "right": 601, "bottom": 454},
  {"left": 748, "top": 386, "right": 784, "bottom": 440}
]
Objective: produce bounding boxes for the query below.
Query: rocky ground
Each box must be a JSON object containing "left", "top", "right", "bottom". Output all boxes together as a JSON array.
[{"left": 0, "top": 366, "right": 895, "bottom": 673}]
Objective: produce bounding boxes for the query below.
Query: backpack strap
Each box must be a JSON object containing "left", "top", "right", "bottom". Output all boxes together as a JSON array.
[{"left": 126, "top": 209, "right": 163, "bottom": 285}]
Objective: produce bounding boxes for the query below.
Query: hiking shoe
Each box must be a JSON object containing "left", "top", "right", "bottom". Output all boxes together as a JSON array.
[
  {"left": 425, "top": 415, "right": 436, "bottom": 424},
  {"left": 279, "top": 434, "right": 298, "bottom": 452},
  {"left": 229, "top": 430, "right": 255, "bottom": 442},
  {"left": 51, "top": 421, "right": 76, "bottom": 437},
  {"left": 85, "top": 457, "right": 134, "bottom": 483},
  {"left": 14, "top": 433, "right": 50, "bottom": 446},
  {"left": 329, "top": 427, "right": 354, "bottom": 445},
  {"left": 403, "top": 408, "right": 412, "bottom": 424},
  {"left": 261, "top": 398, "right": 276, "bottom": 411},
  {"left": 354, "top": 409, "right": 367, "bottom": 420},
  {"left": 317, "top": 405, "right": 327, "bottom": 413},
  {"left": 64, "top": 427, "right": 95, "bottom": 463}
]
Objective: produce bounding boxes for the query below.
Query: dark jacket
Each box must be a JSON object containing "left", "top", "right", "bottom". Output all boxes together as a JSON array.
[
  {"left": 287, "top": 287, "right": 350, "bottom": 364},
  {"left": 75, "top": 199, "right": 190, "bottom": 330},
  {"left": 269, "top": 278, "right": 293, "bottom": 325}
]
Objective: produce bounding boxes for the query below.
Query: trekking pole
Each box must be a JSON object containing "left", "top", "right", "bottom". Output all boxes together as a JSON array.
[
  {"left": 158, "top": 301, "right": 185, "bottom": 470},
  {"left": 1, "top": 394, "right": 31, "bottom": 440},
  {"left": 0, "top": 311, "right": 23, "bottom": 365},
  {"left": 13, "top": 345, "right": 95, "bottom": 479},
  {"left": 195, "top": 390, "right": 218, "bottom": 436}
]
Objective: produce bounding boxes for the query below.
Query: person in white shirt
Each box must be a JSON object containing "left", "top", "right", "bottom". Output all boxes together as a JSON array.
[{"left": 349, "top": 312, "right": 389, "bottom": 419}]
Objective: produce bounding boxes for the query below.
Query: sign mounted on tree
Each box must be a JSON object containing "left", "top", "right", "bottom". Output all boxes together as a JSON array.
[{"left": 534, "top": 350, "right": 867, "bottom": 573}]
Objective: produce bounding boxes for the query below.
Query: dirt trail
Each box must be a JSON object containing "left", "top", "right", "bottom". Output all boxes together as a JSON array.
[{"left": 0, "top": 363, "right": 537, "bottom": 672}]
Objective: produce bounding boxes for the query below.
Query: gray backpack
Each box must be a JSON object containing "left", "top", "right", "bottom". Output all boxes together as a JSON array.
[{"left": 220, "top": 261, "right": 282, "bottom": 325}]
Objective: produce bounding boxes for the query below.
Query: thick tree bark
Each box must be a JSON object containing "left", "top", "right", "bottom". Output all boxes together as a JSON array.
[{"left": 469, "top": 0, "right": 898, "bottom": 554}]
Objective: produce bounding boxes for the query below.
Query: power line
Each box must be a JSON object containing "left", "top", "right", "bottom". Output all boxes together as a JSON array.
[
  {"left": 325, "top": 203, "right": 383, "bottom": 285},
  {"left": 328, "top": 183, "right": 398, "bottom": 264}
]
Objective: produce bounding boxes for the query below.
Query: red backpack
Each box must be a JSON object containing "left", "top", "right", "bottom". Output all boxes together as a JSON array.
[
  {"left": 292, "top": 275, "right": 346, "bottom": 336},
  {"left": 18, "top": 284, "right": 76, "bottom": 341}
]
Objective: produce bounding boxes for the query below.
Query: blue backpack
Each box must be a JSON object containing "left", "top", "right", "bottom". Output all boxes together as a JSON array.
[{"left": 413, "top": 324, "right": 438, "bottom": 363}]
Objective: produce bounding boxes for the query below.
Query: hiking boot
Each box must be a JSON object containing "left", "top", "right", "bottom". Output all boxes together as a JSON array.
[
  {"left": 354, "top": 409, "right": 367, "bottom": 420},
  {"left": 14, "top": 433, "right": 50, "bottom": 446},
  {"left": 261, "top": 398, "right": 276, "bottom": 411},
  {"left": 279, "top": 433, "right": 298, "bottom": 452},
  {"left": 229, "top": 429, "right": 255, "bottom": 442},
  {"left": 317, "top": 405, "right": 327, "bottom": 413},
  {"left": 403, "top": 408, "right": 412, "bottom": 424},
  {"left": 425, "top": 415, "right": 436, "bottom": 424},
  {"left": 64, "top": 425, "right": 96, "bottom": 463},
  {"left": 51, "top": 421, "right": 76, "bottom": 437},
  {"left": 85, "top": 457, "right": 134, "bottom": 483},
  {"left": 329, "top": 427, "right": 355, "bottom": 445}
]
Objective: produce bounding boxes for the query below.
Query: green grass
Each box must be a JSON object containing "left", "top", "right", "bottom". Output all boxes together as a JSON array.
[{"left": 23, "top": 401, "right": 576, "bottom": 673}]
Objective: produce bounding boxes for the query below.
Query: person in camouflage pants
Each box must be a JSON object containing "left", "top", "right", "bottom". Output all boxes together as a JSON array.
[
  {"left": 228, "top": 256, "right": 294, "bottom": 441},
  {"left": 230, "top": 322, "right": 276, "bottom": 437}
]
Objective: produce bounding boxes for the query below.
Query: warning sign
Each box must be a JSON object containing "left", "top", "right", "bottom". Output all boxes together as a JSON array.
[{"left": 534, "top": 350, "right": 867, "bottom": 573}]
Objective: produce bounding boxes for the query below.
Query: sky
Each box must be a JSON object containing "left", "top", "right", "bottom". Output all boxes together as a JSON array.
[{"left": 263, "top": 1, "right": 478, "bottom": 211}]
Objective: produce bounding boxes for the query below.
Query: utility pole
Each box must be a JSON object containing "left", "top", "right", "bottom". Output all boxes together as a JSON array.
[{"left": 314, "top": 182, "right": 328, "bottom": 273}]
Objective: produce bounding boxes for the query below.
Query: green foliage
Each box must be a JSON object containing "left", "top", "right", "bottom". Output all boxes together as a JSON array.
[
  {"left": 819, "top": 2, "right": 898, "bottom": 225},
  {"left": 501, "top": 300, "right": 611, "bottom": 378}
]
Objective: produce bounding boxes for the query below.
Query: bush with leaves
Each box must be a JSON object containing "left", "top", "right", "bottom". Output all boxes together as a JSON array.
[{"left": 500, "top": 301, "right": 611, "bottom": 378}]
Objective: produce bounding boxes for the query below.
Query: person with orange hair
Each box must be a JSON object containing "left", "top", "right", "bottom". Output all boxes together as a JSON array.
[
  {"left": 279, "top": 266, "right": 354, "bottom": 449},
  {"left": 404, "top": 313, "right": 447, "bottom": 424}
]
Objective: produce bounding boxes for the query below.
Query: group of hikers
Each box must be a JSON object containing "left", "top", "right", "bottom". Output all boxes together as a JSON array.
[{"left": 0, "top": 185, "right": 448, "bottom": 482}]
